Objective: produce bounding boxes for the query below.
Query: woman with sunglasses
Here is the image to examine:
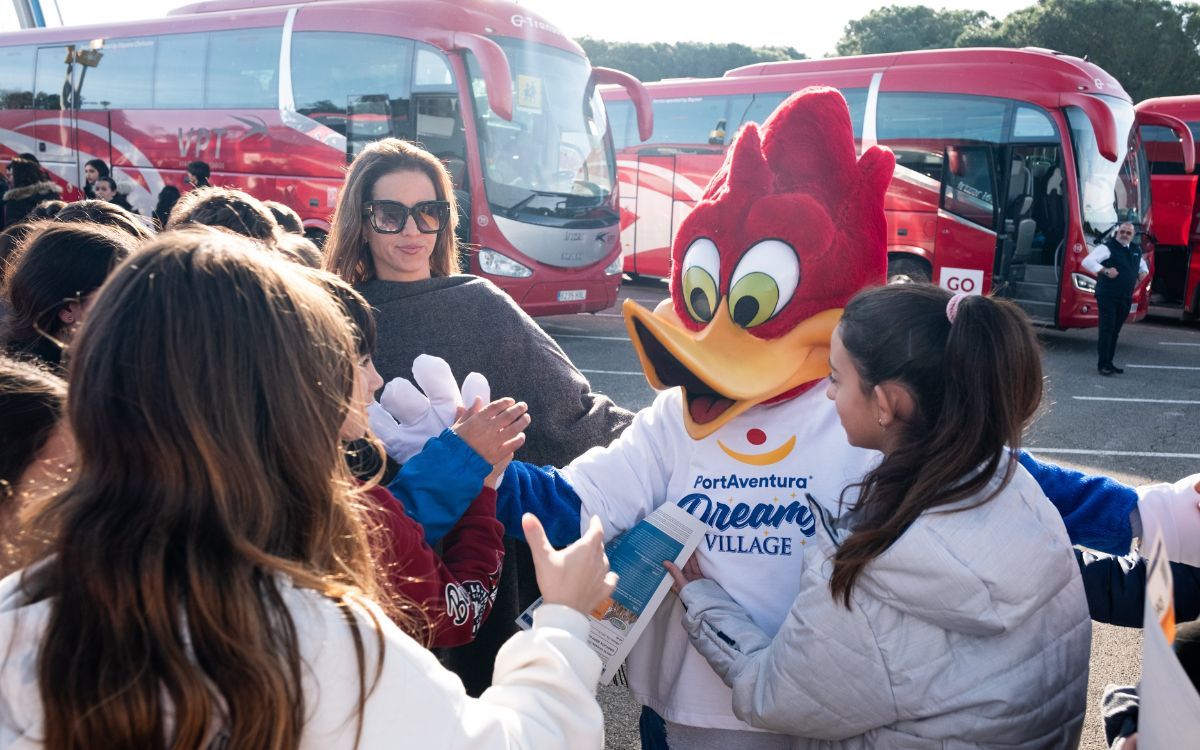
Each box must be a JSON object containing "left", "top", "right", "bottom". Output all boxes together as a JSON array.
[{"left": 324, "top": 138, "right": 633, "bottom": 696}]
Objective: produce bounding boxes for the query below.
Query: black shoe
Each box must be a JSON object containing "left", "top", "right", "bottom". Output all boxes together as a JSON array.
[
  {"left": 1099, "top": 366, "right": 1116, "bottom": 376},
  {"left": 1110, "top": 365, "right": 1124, "bottom": 374}
]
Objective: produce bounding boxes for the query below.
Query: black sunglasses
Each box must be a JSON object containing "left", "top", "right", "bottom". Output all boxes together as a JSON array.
[{"left": 363, "top": 200, "right": 451, "bottom": 235}]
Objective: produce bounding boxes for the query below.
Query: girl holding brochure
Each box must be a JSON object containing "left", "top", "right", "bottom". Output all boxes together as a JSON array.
[{"left": 667, "top": 283, "right": 1091, "bottom": 748}]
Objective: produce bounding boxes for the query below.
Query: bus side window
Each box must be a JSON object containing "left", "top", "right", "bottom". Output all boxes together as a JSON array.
[
  {"left": 942, "top": 144, "right": 997, "bottom": 230},
  {"left": 34, "top": 46, "right": 71, "bottom": 109},
  {"left": 603, "top": 99, "right": 632, "bottom": 150},
  {"left": 740, "top": 92, "right": 785, "bottom": 129},
  {"left": 0, "top": 46, "right": 35, "bottom": 109},
  {"left": 292, "top": 32, "right": 414, "bottom": 140},
  {"left": 206, "top": 29, "right": 280, "bottom": 109},
  {"left": 154, "top": 33, "right": 206, "bottom": 109},
  {"left": 79, "top": 38, "right": 154, "bottom": 110}
]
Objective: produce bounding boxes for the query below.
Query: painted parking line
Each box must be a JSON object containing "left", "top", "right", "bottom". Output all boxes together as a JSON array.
[
  {"left": 1028, "top": 448, "right": 1200, "bottom": 460},
  {"left": 593, "top": 313, "right": 625, "bottom": 318},
  {"left": 1126, "top": 364, "right": 1200, "bottom": 370},
  {"left": 1160, "top": 342, "right": 1200, "bottom": 347},
  {"left": 1072, "top": 396, "right": 1200, "bottom": 405},
  {"left": 580, "top": 368, "right": 644, "bottom": 376}
]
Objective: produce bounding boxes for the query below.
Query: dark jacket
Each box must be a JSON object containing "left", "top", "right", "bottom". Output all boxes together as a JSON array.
[
  {"left": 1095, "top": 237, "right": 1143, "bottom": 300},
  {"left": 1075, "top": 549, "right": 1200, "bottom": 627},
  {"left": 2, "top": 181, "right": 61, "bottom": 228}
]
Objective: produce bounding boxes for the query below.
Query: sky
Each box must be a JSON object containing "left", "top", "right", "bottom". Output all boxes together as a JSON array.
[{"left": 0, "top": 0, "right": 1036, "bottom": 57}]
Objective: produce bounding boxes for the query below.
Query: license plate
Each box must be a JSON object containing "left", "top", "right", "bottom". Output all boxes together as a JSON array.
[
  {"left": 1130, "top": 303, "right": 1138, "bottom": 314},
  {"left": 557, "top": 289, "right": 587, "bottom": 302}
]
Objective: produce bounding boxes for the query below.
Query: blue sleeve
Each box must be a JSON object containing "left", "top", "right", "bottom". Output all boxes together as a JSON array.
[
  {"left": 1019, "top": 450, "right": 1137, "bottom": 555},
  {"left": 387, "top": 429, "right": 490, "bottom": 545},
  {"left": 495, "top": 461, "right": 583, "bottom": 548}
]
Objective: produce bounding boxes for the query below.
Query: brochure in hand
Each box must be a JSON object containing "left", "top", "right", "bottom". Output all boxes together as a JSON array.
[{"left": 518, "top": 502, "right": 705, "bottom": 684}]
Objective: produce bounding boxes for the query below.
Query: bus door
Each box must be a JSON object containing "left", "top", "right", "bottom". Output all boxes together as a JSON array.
[
  {"left": 629, "top": 151, "right": 676, "bottom": 277},
  {"left": 32, "top": 44, "right": 81, "bottom": 186},
  {"left": 935, "top": 143, "right": 1000, "bottom": 299},
  {"left": 994, "top": 144, "right": 1068, "bottom": 325}
]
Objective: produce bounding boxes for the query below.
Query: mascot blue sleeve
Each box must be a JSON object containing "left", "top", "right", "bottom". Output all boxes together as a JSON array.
[
  {"left": 1020, "top": 450, "right": 1138, "bottom": 555},
  {"left": 387, "top": 429, "right": 490, "bottom": 545},
  {"left": 496, "top": 461, "right": 584, "bottom": 548}
]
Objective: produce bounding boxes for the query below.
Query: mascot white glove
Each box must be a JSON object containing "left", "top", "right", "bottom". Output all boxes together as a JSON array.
[
  {"left": 1137, "top": 473, "right": 1200, "bottom": 567},
  {"left": 367, "top": 354, "right": 490, "bottom": 463}
]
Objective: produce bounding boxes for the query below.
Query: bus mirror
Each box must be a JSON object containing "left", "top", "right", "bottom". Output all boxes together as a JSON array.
[
  {"left": 1135, "top": 109, "right": 1196, "bottom": 174},
  {"left": 593, "top": 67, "right": 654, "bottom": 142},
  {"left": 1061, "top": 92, "right": 1118, "bottom": 163},
  {"left": 447, "top": 33, "right": 513, "bottom": 122}
]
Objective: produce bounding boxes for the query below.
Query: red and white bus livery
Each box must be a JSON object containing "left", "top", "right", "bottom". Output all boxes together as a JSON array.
[
  {"left": 1137, "top": 95, "right": 1200, "bottom": 321},
  {"left": 604, "top": 47, "right": 1193, "bottom": 328},
  {"left": 0, "top": 0, "right": 653, "bottom": 315}
]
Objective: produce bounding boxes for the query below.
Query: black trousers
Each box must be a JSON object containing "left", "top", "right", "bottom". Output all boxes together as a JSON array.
[{"left": 1096, "top": 294, "right": 1130, "bottom": 369}]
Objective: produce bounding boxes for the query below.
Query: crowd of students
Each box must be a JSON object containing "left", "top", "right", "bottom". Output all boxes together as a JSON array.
[{"left": 0, "top": 137, "right": 1195, "bottom": 749}]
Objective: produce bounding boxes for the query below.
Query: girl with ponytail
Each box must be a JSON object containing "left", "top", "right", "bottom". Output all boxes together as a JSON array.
[{"left": 669, "top": 284, "right": 1091, "bottom": 748}]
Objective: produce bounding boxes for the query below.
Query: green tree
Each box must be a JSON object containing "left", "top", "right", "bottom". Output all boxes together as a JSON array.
[
  {"left": 836, "top": 5, "right": 998, "bottom": 56},
  {"left": 966, "top": 0, "right": 1200, "bottom": 101},
  {"left": 576, "top": 38, "right": 805, "bottom": 82}
]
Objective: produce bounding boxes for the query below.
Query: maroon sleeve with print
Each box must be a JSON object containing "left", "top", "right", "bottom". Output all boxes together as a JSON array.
[{"left": 364, "top": 484, "right": 504, "bottom": 647}]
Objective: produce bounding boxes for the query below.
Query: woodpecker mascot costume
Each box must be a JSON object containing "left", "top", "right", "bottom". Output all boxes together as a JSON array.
[{"left": 370, "top": 88, "right": 1200, "bottom": 746}]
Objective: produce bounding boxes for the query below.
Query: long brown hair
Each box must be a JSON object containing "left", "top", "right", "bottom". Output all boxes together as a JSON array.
[
  {"left": 830, "top": 284, "right": 1043, "bottom": 607},
  {"left": 21, "top": 228, "right": 384, "bottom": 749},
  {"left": 324, "top": 138, "right": 459, "bottom": 283}
]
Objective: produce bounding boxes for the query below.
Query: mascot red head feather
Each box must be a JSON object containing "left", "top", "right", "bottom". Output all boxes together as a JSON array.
[{"left": 623, "top": 87, "right": 895, "bottom": 439}]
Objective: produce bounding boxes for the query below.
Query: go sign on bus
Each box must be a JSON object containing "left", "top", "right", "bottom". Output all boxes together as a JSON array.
[{"left": 938, "top": 266, "right": 984, "bottom": 295}]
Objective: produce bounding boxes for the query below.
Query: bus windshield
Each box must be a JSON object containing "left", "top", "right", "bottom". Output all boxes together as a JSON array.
[
  {"left": 1068, "top": 96, "right": 1150, "bottom": 238},
  {"left": 469, "top": 38, "right": 615, "bottom": 218}
]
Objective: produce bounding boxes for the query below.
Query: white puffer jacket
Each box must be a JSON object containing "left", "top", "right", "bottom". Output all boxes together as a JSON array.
[
  {"left": 0, "top": 571, "right": 604, "bottom": 749},
  {"left": 680, "top": 461, "right": 1091, "bottom": 749}
]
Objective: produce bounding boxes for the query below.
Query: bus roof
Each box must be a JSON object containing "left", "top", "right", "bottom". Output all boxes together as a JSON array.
[
  {"left": 1138, "top": 95, "right": 1200, "bottom": 122},
  {"left": 725, "top": 47, "right": 1128, "bottom": 101},
  {"left": 0, "top": 0, "right": 582, "bottom": 57}
]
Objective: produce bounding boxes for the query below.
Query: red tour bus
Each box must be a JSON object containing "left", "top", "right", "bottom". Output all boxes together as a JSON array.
[
  {"left": 604, "top": 47, "right": 1194, "bottom": 328},
  {"left": 1137, "top": 95, "right": 1200, "bottom": 321},
  {"left": 0, "top": 0, "right": 654, "bottom": 315}
]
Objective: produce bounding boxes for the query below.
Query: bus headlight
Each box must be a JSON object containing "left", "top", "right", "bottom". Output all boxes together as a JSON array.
[
  {"left": 479, "top": 248, "right": 532, "bottom": 278},
  {"left": 1071, "top": 272, "right": 1096, "bottom": 294},
  {"left": 604, "top": 255, "right": 623, "bottom": 275}
]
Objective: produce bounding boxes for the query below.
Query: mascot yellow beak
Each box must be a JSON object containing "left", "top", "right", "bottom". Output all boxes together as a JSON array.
[{"left": 624, "top": 298, "right": 841, "bottom": 440}]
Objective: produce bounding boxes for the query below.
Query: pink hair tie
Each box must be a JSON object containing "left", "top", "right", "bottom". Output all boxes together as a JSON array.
[{"left": 946, "top": 292, "right": 969, "bottom": 324}]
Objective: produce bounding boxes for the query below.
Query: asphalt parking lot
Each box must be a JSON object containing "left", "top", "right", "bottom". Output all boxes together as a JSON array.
[{"left": 537, "top": 279, "right": 1200, "bottom": 750}]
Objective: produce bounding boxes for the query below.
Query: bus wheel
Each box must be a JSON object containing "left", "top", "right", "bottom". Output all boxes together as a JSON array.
[
  {"left": 305, "top": 227, "right": 328, "bottom": 249},
  {"left": 887, "top": 256, "right": 931, "bottom": 285}
]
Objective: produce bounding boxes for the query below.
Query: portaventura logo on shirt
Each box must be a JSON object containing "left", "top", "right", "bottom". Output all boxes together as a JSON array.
[
  {"left": 677, "top": 489, "right": 817, "bottom": 556},
  {"left": 693, "top": 473, "right": 809, "bottom": 490}
]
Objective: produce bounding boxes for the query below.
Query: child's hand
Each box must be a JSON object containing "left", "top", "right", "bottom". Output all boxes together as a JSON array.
[
  {"left": 526, "top": 514, "right": 617, "bottom": 614},
  {"left": 664, "top": 554, "right": 705, "bottom": 595},
  {"left": 453, "top": 397, "right": 529, "bottom": 465},
  {"left": 484, "top": 453, "right": 512, "bottom": 489}
]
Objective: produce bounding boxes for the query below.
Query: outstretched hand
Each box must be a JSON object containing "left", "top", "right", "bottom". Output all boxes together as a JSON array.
[
  {"left": 664, "top": 554, "right": 706, "bottom": 595},
  {"left": 452, "top": 397, "right": 529, "bottom": 465},
  {"left": 525, "top": 514, "right": 617, "bottom": 614}
]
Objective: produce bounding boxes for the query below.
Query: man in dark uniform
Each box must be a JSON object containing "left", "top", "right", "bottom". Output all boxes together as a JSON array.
[{"left": 1082, "top": 222, "right": 1148, "bottom": 375}]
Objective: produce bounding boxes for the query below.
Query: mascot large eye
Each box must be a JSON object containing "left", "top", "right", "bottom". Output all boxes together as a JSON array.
[
  {"left": 728, "top": 240, "right": 800, "bottom": 328},
  {"left": 680, "top": 238, "right": 721, "bottom": 324}
]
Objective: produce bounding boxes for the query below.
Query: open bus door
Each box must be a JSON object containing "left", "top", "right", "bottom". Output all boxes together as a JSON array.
[
  {"left": 933, "top": 144, "right": 1000, "bottom": 299},
  {"left": 1137, "top": 109, "right": 1199, "bottom": 319}
]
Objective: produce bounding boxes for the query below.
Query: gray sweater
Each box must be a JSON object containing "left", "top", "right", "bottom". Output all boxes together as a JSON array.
[{"left": 357, "top": 274, "right": 633, "bottom": 467}]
